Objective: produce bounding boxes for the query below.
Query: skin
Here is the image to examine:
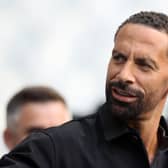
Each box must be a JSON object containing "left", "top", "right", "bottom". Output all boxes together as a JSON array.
[
  {"left": 106, "top": 23, "right": 168, "bottom": 162},
  {"left": 4, "top": 101, "right": 71, "bottom": 150}
]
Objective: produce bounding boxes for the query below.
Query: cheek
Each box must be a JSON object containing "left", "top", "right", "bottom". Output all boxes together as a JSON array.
[
  {"left": 158, "top": 78, "right": 168, "bottom": 96},
  {"left": 106, "top": 63, "right": 120, "bottom": 82},
  {"left": 142, "top": 77, "right": 168, "bottom": 97},
  {"left": 16, "top": 125, "right": 28, "bottom": 140},
  {"left": 17, "top": 131, "right": 29, "bottom": 143}
]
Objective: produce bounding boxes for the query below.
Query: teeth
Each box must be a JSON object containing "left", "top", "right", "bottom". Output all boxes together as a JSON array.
[
  {"left": 117, "top": 90, "right": 129, "bottom": 96},
  {"left": 115, "top": 89, "right": 133, "bottom": 96}
]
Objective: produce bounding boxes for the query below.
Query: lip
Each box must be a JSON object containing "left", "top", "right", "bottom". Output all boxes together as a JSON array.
[{"left": 112, "top": 87, "right": 137, "bottom": 103}]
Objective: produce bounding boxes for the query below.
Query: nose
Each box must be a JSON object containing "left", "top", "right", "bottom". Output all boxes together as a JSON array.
[{"left": 116, "top": 62, "right": 135, "bottom": 84}]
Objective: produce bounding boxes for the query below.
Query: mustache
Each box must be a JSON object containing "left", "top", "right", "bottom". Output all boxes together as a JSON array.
[{"left": 109, "top": 81, "right": 144, "bottom": 98}]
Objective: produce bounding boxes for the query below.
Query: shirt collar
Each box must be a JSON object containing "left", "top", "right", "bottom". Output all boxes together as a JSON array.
[
  {"left": 157, "top": 116, "right": 168, "bottom": 151},
  {"left": 98, "top": 103, "right": 168, "bottom": 146}
]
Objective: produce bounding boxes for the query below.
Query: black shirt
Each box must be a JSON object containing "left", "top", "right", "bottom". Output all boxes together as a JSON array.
[{"left": 0, "top": 104, "right": 168, "bottom": 168}]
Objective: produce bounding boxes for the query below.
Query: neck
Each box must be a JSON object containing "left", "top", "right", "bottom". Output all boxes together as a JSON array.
[
  {"left": 130, "top": 117, "right": 159, "bottom": 162},
  {"left": 128, "top": 101, "right": 165, "bottom": 163}
]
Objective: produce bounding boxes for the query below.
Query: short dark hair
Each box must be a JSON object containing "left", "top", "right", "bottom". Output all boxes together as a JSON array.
[
  {"left": 7, "top": 86, "right": 67, "bottom": 121},
  {"left": 115, "top": 11, "right": 168, "bottom": 40}
]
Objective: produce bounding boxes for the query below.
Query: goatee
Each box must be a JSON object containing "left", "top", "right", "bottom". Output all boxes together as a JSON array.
[{"left": 106, "top": 80, "right": 144, "bottom": 121}]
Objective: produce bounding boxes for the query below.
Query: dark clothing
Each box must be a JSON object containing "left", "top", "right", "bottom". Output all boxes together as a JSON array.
[{"left": 1, "top": 104, "right": 168, "bottom": 168}]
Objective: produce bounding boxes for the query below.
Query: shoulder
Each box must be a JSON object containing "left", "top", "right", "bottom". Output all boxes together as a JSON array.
[{"left": 42, "top": 113, "right": 98, "bottom": 141}]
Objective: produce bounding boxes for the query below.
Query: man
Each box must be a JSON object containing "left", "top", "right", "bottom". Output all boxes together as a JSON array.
[
  {"left": 0, "top": 11, "right": 168, "bottom": 167},
  {"left": 3, "top": 86, "right": 71, "bottom": 150}
]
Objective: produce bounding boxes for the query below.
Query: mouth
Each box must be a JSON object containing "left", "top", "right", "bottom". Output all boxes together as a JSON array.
[{"left": 112, "top": 87, "right": 138, "bottom": 103}]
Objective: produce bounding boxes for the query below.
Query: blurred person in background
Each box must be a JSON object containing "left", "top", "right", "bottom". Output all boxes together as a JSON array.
[{"left": 3, "top": 86, "right": 71, "bottom": 150}]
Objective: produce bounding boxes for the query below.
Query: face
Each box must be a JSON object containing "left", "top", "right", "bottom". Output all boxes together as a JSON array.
[
  {"left": 7, "top": 101, "right": 71, "bottom": 149},
  {"left": 106, "top": 23, "right": 168, "bottom": 121}
]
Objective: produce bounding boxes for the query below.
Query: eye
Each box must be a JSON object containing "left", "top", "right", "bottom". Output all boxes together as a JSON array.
[
  {"left": 112, "top": 53, "right": 127, "bottom": 64},
  {"left": 136, "top": 62, "right": 153, "bottom": 72},
  {"left": 26, "top": 128, "right": 44, "bottom": 134},
  {"left": 135, "top": 57, "right": 158, "bottom": 72}
]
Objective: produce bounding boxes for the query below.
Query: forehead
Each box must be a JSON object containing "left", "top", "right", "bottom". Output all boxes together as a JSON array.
[
  {"left": 17, "top": 101, "right": 68, "bottom": 128},
  {"left": 114, "top": 23, "right": 168, "bottom": 58}
]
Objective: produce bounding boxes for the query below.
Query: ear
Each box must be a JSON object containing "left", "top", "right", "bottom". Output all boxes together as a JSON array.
[{"left": 3, "top": 128, "right": 15, "bottom": 150}]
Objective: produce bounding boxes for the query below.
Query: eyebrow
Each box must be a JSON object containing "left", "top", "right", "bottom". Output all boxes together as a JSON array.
[{"left": 112, "top": 50, "right": 126, "bottom": 57}]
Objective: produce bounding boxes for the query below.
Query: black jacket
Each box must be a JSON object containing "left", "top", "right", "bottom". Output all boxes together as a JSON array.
[{"left": 0, "top": 104, "right": 168, "bottom": 168}]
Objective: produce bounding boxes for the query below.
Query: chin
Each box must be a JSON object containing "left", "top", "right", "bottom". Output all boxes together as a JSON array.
[{"left": 109, "top": 104, "right": 141, "bottom": 121}]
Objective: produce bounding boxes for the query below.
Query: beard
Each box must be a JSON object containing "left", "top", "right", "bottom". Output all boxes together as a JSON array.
[{"left": 106, "top": 80, "right": 160, "bottom": 121}]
